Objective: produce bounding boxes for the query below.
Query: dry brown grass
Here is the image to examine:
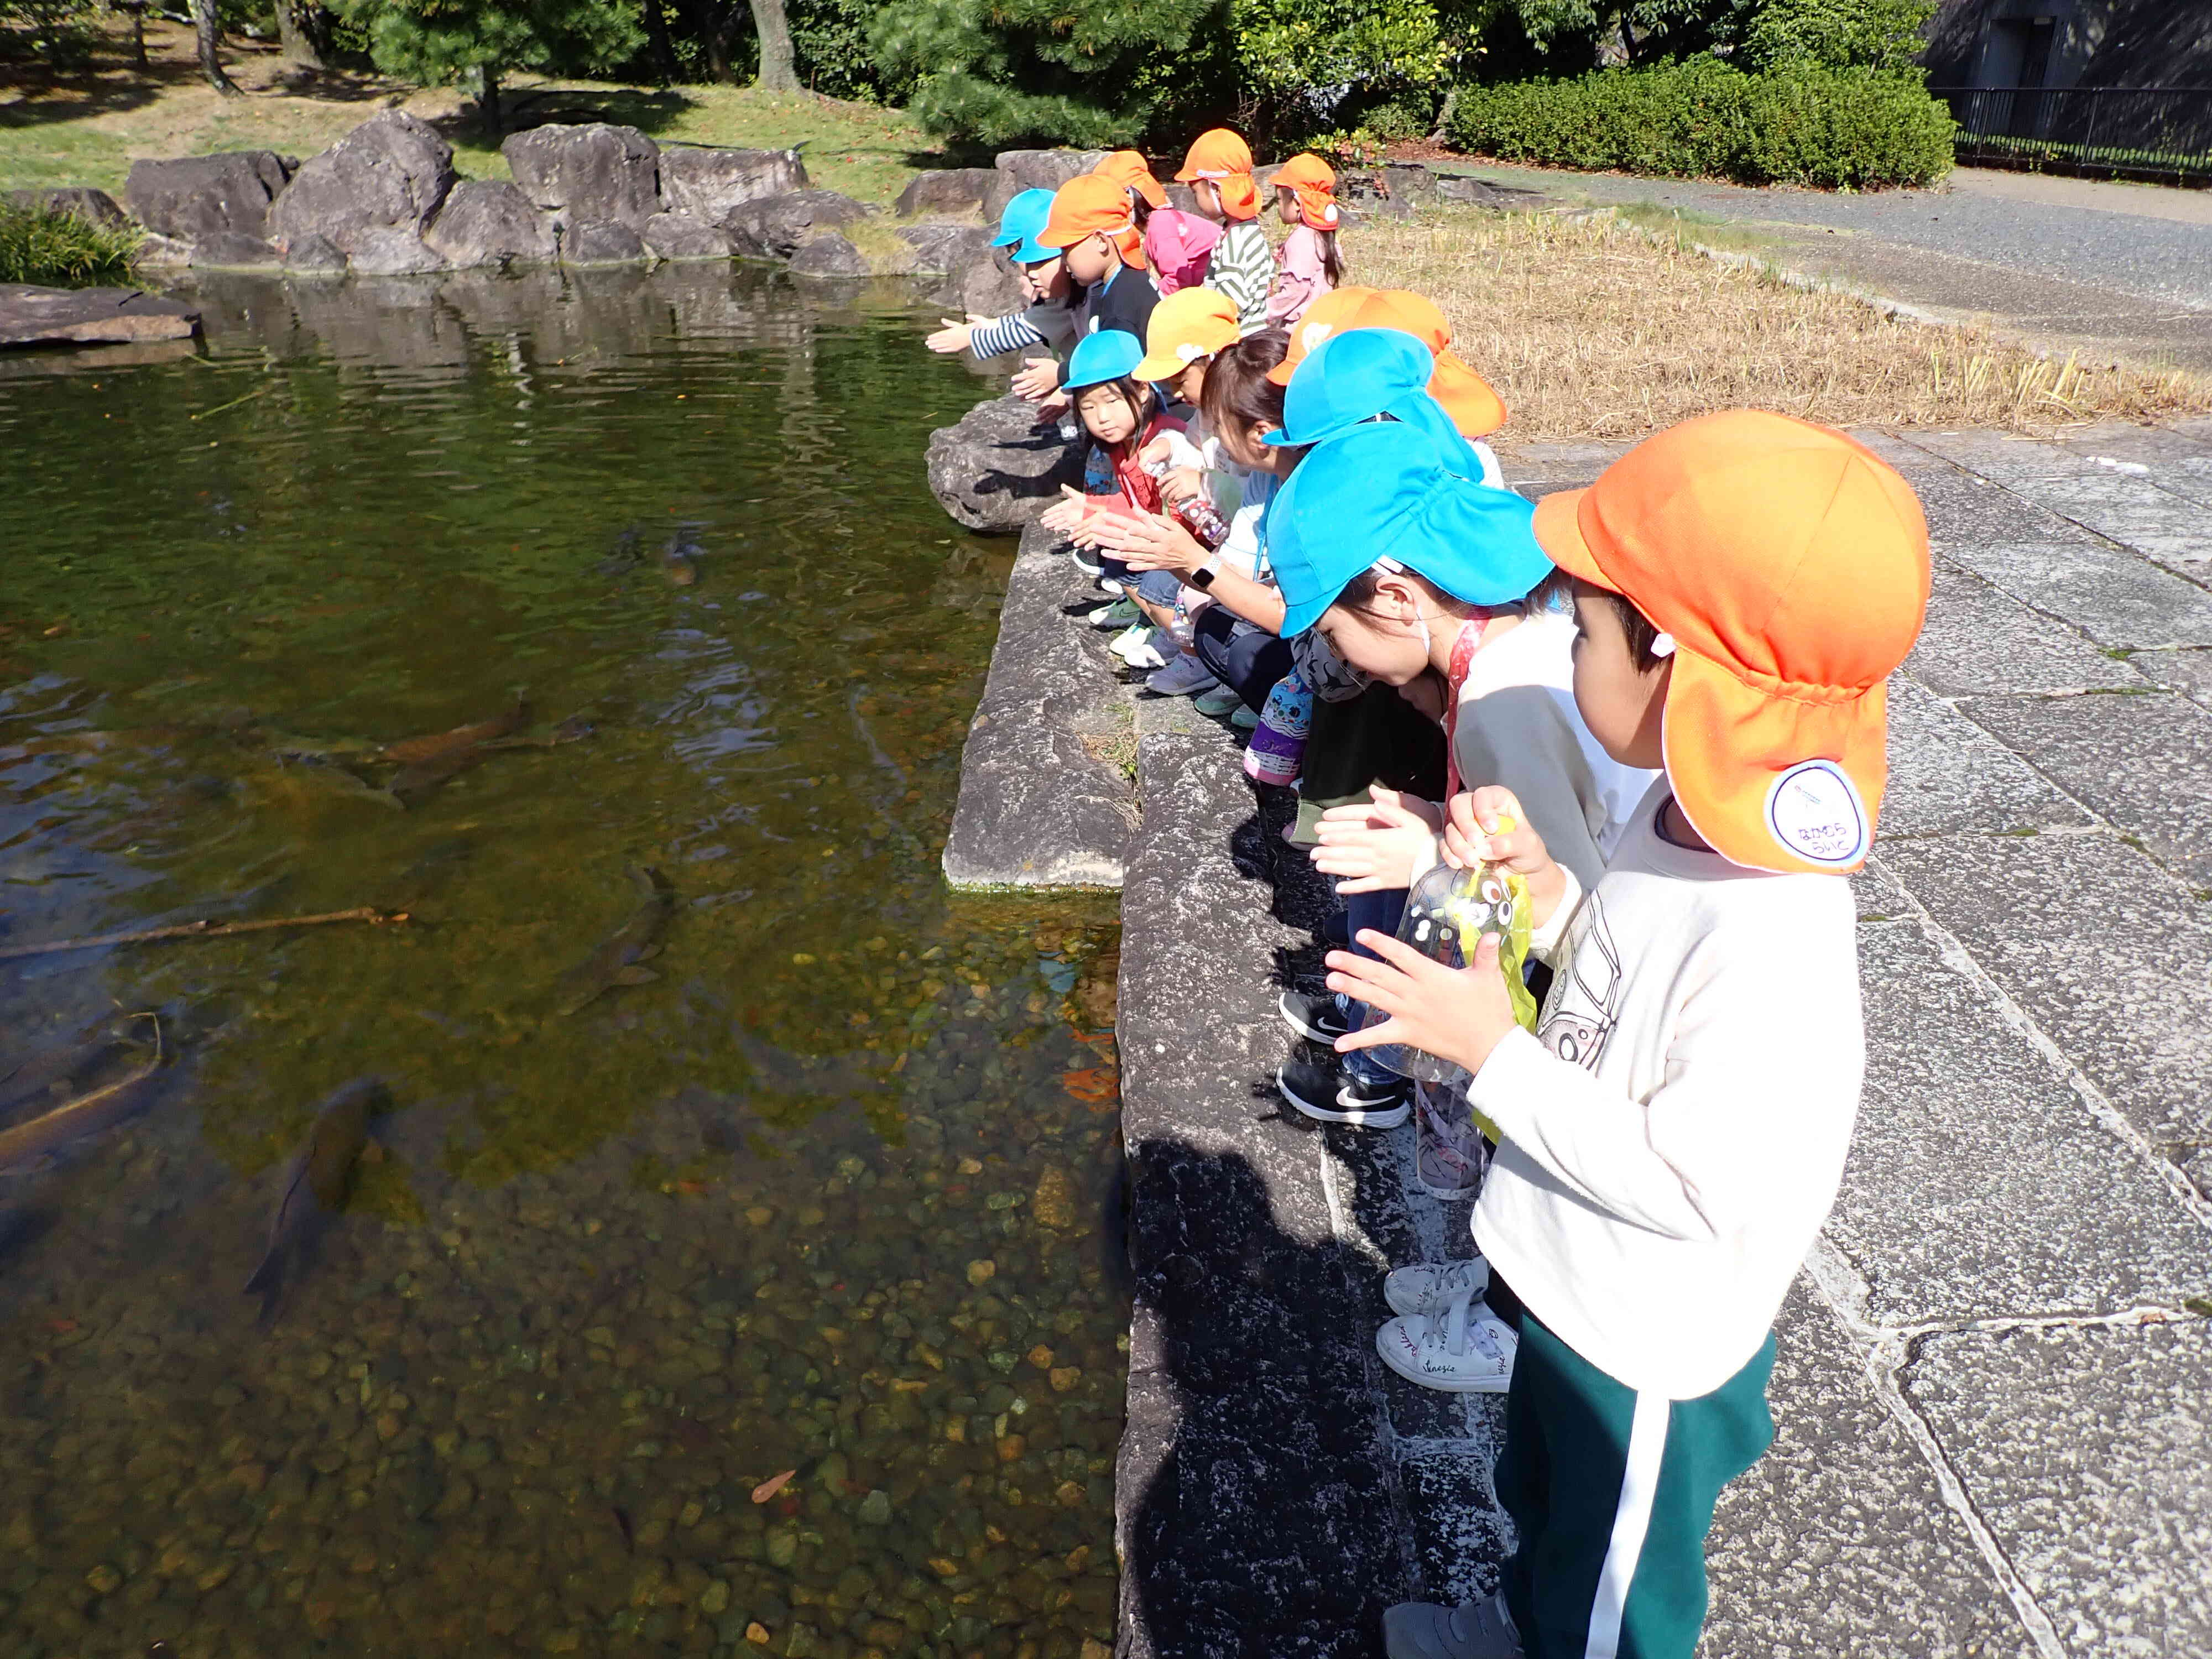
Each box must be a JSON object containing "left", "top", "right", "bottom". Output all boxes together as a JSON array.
[{"left": 1353, "top": 206, "right": 2212, "bottom": 441}]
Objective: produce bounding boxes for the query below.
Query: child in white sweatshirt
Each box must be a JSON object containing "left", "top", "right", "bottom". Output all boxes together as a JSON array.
[{"left": 1313, "top": 410, "right": 1932, "bottom": 1659}]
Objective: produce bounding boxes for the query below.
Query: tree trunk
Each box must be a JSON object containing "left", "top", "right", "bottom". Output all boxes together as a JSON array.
[
  {"left": 193, "top": 0, "right": 242, "bottom": 97},
  {"left": 641, "top": 0, "right": 678, "bottom": 81},
  {"left": 480, "top": 64, "right": 503, "bottom": 137},
  {"left": 749, "top": 0, "right": 798, "bottom": 92},
  {"left": 275, "top": 1, "right": 325, "bottom": 69}
]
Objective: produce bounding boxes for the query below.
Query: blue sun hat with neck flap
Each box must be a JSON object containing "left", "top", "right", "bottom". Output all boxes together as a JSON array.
[
  {"left": 1063, "top": 328, "right": 1146, "bottom": 393},
  {"left": 991, "top": 187, "right": 1058, "bottom": 264},
  {"left": 1266, "top": 326, "right": 1483, "bottom": 480},
  {"left": 1270, "top": 420, "right": 1552, "bottom": 638}
]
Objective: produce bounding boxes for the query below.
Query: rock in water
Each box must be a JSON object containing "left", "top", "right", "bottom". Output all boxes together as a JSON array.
[
  {"left": 424, "top": 180, "right": 557, "bottom": 269},
  {"left": 721, "top": 190, "right": 869, "bottom": 260},
  {"left": 786, "top": 233, "right": 867, "bottom": 278},
  {"left": 925, "top": 395, "right": 1084, "bottom": 533},
  {"left": 982, "top": 149, "right": 1103, "bottom": 218},
  {"left": 124, "top": 152, "right": 291, "bottom": 243},
  {"left": 898, "top": 222, "right": 993, "bottom": 276},
  {"left": 6, "top": 187, "right": 129, "bottom": 230},
  {"left": 0, "top": 284, "right": 201, "bottom": 348},
  {"left": 895, "top": 168, "right": 996, "bottom": 219},
  {"left": 657, "top": 148, "right": 805, "bottom": 222},
  {"left": 349, "top": 229, "right": 446, "bottom": 276},
  {"left": 561, "top": 220, "right": 648, "bottom": 266},
  {"left": 268, "top": 110, "right": 457, "bottom": 257},
  {"left": 641, "top": 213, "right": 734, "bottom": 261},
  {"left": 503, "top": 123, "right": 661, "bottom": 232},
  {"left": 189, "top": 233, "right": 282, "bottom": 270},
  {"left": 284, "top": 233, "right": 348, "bottom": 273}
]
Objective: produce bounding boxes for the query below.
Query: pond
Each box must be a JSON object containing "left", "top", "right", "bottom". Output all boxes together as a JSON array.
[{"left": 0, "top": 266, "right": 1125, "bottom": 1659}]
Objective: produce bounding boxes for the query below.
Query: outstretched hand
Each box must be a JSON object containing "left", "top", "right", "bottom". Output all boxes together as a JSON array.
[
  {"left": 1012, "top": 356, "right": 1062, "bottom": 400},
  {"left": 1310, "top": 786, "right": 1442, "bottom": 894},
  {"left": 924, "top": 315, "right": 982, "bottom": 354},
  {"left": 1072, "top": 509, "right": 1207, "bottom": 574},
  {"left": 1328, "top": 928, "right": 1519, "bottom": 1080}
]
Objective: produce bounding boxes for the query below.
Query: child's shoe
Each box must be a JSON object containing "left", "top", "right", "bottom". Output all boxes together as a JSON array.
[
  {"left": 1112, "top": 627, "right": 1168, "bottom": 671},
  {"left": 1277, "top": 987, "right": 1352, "bottom": 1045},
  {"left": 1415, "top": 1084, "right": 1489, "bottom": 1200},
  {"left": 1192, "top": 684, "right": 1244, "bottom": 719},
  {"left": 1146, "top": 655, "right": 1219, "bottom": 697},
  {"left": 1229, "top": 703, "right": 1260, "bottom": 732},
  {"left": 1383, "top": 1258, "right": 1490, "bottom": 1319},
  {"left": 1376, "top": 1293, "right": 1517, "bottom": 1393},
  {"left": 1275, "top": 1051, "right": 1411, "bottom": 1129},
  {"left": 1383, "top": 1592, "right": 1525, "bottom": 1659},
  {"left": 1088, "top": 597, "right": 1139, "bottom": 629},
  {"left": 1070, "top": 545, "right": 1104, "bottom": 577}
]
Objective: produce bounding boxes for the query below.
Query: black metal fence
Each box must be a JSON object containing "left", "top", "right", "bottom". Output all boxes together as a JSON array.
[{"left": 1929, "top": 86, "right": 2212, "bottom": 185}]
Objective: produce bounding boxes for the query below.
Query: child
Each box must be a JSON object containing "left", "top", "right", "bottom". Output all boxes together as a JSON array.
[
  {"left": 1036, "top": 329, "right": 1184, "bottom": 670},
  {"left": 1037, "top": 174, "right": 1160, "bottom": 344},
  {"left": 1314, "top": 411, "right": 1931, "bottom": 1659},
  {"left": 1175, "top": 128, "right": 1273, "bottom": 337},
  {"left": 1271, "top": 286, "right": 1509, "bottom": 486},
  {"left": 1092, "top": 149, "right": 1220, "bottom": 296},
  {"left": 925, "top": 186, "right": 1078, "bottom": 405},
  {"left": 1261, "top": 418, "right": 1651, "bottom": 1150},
  {"left": 1266, "top": 153, "right": 1342, "bottom": 326}
]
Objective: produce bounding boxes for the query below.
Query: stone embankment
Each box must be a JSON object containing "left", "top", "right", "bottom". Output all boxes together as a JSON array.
[{"left": 939, "top": 422, "right": 2212, "bottom": 1655}]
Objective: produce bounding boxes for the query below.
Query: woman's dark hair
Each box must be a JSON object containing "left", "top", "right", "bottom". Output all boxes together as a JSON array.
[
  {"left": 1532, "top": 567, "right": 1664, "bottom": 665},
  {"left": 1076, "top": 374, "right": 1156, "bottom": 441},
  {"left": 1316, "top": 228, "right": 1343, "bottom": 287},
  {"left": 1199, "top": 327, "right": 1291, "bottom": 438}
]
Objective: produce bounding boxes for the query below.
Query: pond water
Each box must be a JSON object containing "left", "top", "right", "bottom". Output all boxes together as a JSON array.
[{"left": 0, "top": 267, "right": 1125, "bottom": 1659}]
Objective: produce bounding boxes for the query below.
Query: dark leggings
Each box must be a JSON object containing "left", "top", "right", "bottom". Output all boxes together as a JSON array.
[{"left": 1192, "top": 606, "right": 1293, "bottom": 713}]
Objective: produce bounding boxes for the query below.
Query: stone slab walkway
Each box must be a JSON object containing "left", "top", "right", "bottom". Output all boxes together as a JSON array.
[{"left": 945, "top": 420, "right": 2212, "bottom": 1658}]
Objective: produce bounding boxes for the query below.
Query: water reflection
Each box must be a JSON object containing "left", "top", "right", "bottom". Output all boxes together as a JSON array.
[{"left": 0, "top": 266, "right": 1125, "bottom": 1659}]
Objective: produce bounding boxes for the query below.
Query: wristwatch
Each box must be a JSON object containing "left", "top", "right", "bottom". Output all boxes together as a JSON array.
[{"left": 1189, "top": 557, "right": 1222, "bottom": 591}]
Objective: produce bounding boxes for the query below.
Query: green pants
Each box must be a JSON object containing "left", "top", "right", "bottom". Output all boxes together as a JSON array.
[{"left": 1495, "top": 1313, "right": 1776, "bottom": 1659}]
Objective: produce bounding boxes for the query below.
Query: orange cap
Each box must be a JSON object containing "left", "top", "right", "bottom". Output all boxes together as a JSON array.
[
  {"left": 1175, "top": 128, "right": 1259, "bottom": 220},
  {"left": 1269, "top": 287, "right": 1507, "bottom": 438},
  {"left": 1133, "top": 285, "right": 1240, "bottom": 380},
  {"left": 1270, "top": 152, "right": 1339, "bottom": 230},
  {"left": 1039, "top": 173, "right": 1147, "bottom": 269},
  {"left": 1093, "top": 149, "right": 1167, "bottom": 210},
  {"left": 1532, "top": 411, "right": 1931, "bottom": 875}
]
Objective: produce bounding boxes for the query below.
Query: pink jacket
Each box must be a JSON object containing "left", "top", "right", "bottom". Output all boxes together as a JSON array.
[
  {"left": 1145, "top": 208, "right": 1222, "bottom": 296},
  {"left": 1268, "top": 225, "right": 1332, "bottom": 325}
]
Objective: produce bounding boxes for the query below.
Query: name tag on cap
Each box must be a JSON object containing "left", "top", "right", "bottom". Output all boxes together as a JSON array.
[{"left": 1764, "top": 760, "right": 1869, "bottom": 867}]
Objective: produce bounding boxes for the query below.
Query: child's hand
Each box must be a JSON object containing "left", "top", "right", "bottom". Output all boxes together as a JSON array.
[
  {"left": 1310, "top": 786, "right": 1441, "bottom": 894},
  {"left": 1328, "top": 930, "right": 1520, "bottom": 1079},
  {"left": 925, "top": 316, "right": 981, "bottom": 354},
  {"left": 1081, "top": 510, "right": 1207, "bottom": 573},
  {"left": 1444, "top": 786, "right": 1569, "bottom": 928},
  {"left": 1137, "top": 433, "right": 1177, "bottom": 468},
  {"left": 1158, "top": 467, "right": 1203, "bottom": 508},
  {"left": 1038, "top": 485, "right": 1089, "bottom": 536},
  {"left": 1012, "top": 357, "right": 1062, "bottom": 399}
]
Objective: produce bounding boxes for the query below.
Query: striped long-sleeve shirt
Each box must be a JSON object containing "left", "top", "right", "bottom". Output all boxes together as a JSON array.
[
  {"left": 969, "top": 299, "right": 1082, "bottom": 362},
  {"left": 1204, "top": 220, "right": 1275, "bottom": 337}
]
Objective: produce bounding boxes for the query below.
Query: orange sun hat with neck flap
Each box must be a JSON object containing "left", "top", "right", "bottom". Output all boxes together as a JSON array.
[
  {"left": 1532, "top": 410, "right": 1932, "bottom": 876},
  {"left": 1039, "top": 173, "right": 1148, "bottom": 269},
  {"left": 1270, "top": 153, "right": 1340, "bottom": 229},
  {"left": 1174, "top": 128, "right": 1260, "bottom": 220},
  {"left": 1270, "top": 286, "right": 1508, "bottom": 439},
  {"left": 1093, "top": 149, "right": 1168, "bottom": 210}
]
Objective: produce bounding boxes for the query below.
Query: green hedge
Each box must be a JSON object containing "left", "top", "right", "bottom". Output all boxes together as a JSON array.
[{"left": 1447, "top": 60, "right": 1955, "bottom": 190}]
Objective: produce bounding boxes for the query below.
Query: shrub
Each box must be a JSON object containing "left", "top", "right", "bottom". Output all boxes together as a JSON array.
[
  {"left": 0, "top": 202, "right": 142, "bottom": 288},
  {"left": 0, "top": 0, "right": 97, "bottom": 64},
  {"left": 1447, "top": 59, "right": 1953, "bottom": 189},
  {"left": 1738, "top": 0, "right": 1938, "bottom": 76}
]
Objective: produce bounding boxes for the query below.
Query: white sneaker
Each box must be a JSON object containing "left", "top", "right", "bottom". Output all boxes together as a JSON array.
[
  {"left": 1384, "top": 1258, "right": 1491, "bottom": 1320},
  {"left": 1376, "top": 1295, "right": 1516, "bottom": 1393},
  {"left": 1146, "top": 655, "right": 1219, "bottom": 697},
  {"left": 1112, "top": 627, "right": 1167, "bottom": 671},
  {"left": 1384, "top": 1592, "right": 1525, "bottom": 1659}
]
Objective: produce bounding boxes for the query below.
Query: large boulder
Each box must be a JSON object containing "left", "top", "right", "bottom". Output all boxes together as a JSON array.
[
  {"left": 898, "top": 221, "right": 994, "bottom": 276},
  {"left": 561, "top": 219, "right": 648, "bottom": 265},
  {"left": 124, "top": 152, "right": 291, "bottom": 241},
  {"left": 787, "top": 232, "right": 868, "bottom": 277},
  {"left": 641, "top": 212, "right": 734, "bottom": 260},
  {"left": 896, "top": 168, "right": 996, "bottom": 220},
  {"left": 424, "top": 180, "right": 557, "bottom": 268},
  {"left": 189, "top": 232, "right": 282, "bottom": 269},
  {"left": 0, "top": 283, "right": 201, "bottom": 348},
  {"left": 981, "top": 149, "right": 1103, "bottom": 219},
  {"left": 268, "top": 111, "right": 456, "bottom": 255},
  {"left": 722, "top": 189, "right": 870, "bottom": 259},
  {"left": 961, "top": 253, "right": 1024, "bottom": 317},
  {"left": 503, "top": 123, "right": 661, "bottom": 232},
  {"left": 7, "top": 187, "right": 130, "bottom": 230},
  {"left": 657, "top": 146, "right": 804, "bottom": 222},
  {"left": 349, "top": 228, "right": 446, "bottom": 276},
  {"left": 926, "top": 394, "right": 1084, "bottom": 534},
  {"left": 284, "top": 233, "right": 347, "bottom": 273}
]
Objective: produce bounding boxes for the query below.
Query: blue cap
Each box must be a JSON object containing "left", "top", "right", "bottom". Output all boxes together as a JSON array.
[
  {"left": 1266, "top": 327, "right": 1483, "bottom": 479},
  {"left": 992, "top": 187, "right": 1058, "bottom": 264},
  {"left": 1064, "top": 328, "right": 1145, "bottom": 392},
  {"left": 1269, "top": 421, "right": 1551, "bottom": 638}
]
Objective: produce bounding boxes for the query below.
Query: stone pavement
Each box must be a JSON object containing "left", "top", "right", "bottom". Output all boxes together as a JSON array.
[
  {"left": 1447, "top": 162, "right": 2212, "bottom": 374},
  {"left": 944, "top": 420, "right": 2212, "bottom": 1657}
]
